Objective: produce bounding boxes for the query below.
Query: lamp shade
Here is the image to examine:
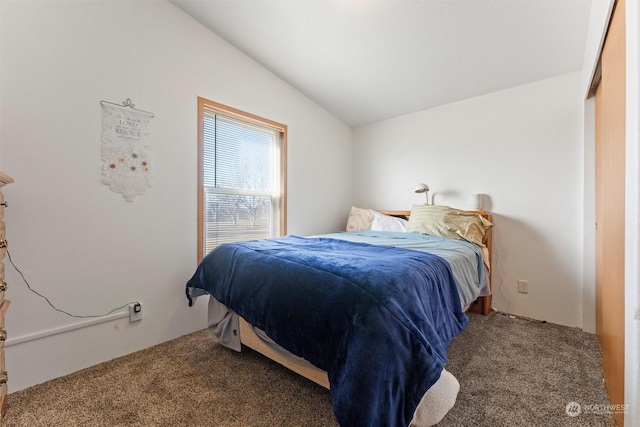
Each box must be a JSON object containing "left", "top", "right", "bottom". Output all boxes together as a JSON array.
[
  {"left": 414, "top": 183, "right": 429, "bottom": 193},
  {"left": 467, "top": 194, "right": 482, "bottom": 210}
]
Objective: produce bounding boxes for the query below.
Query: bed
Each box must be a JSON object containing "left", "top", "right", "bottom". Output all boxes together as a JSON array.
[{"left": 186, "top": 205, "right": 493, "bottom": 427}]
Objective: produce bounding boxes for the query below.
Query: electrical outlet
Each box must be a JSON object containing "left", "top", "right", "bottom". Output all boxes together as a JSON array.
[
  {"left": 129, "top": 302, "right": 143, "bottom": 322},
  {"left": 517, "top": 280, "right": 529, "bottom": 294}
]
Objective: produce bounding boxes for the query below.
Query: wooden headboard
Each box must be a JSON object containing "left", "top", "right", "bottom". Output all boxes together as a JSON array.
[{"left": 379, "top": 209, "right": 493, "bottom": 316}]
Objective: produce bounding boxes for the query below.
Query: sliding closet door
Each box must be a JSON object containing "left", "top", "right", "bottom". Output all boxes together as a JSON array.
[{"left": 595, "top": 0, "right": 625, "bottom": 425}]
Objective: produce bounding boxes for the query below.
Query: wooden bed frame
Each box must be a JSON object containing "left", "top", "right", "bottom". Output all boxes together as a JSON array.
[{"left": 238, "top": 208, "right": 493, "bottom": 390}]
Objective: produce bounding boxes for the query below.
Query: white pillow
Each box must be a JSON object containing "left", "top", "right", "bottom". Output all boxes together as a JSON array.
[{"left": 371, "top": 212, "right": 408, "bottom": 232}]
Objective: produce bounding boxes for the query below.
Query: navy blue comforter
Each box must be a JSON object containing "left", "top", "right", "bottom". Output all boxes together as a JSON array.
[{"left": 186, "top": 235, "right": 468, "bottom": 427}]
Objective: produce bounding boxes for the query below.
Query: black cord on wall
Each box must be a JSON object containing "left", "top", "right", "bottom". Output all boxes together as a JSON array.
[{"left": 5, "top": 245, "right": 137, "bottom": 318}]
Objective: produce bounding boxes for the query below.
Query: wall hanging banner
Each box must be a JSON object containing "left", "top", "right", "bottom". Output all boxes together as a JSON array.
[{"left": 100, "top": 100, "right": 154, "bottom": 202}]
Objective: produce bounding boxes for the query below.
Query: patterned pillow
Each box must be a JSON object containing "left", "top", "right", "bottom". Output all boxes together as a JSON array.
[{"left": 346, "top": 206, "right": 377, "bottom": 231}]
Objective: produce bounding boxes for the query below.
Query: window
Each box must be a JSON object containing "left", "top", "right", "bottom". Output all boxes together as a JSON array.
[{"left": 198, "top": 97, "right": 287, "bottom": 260}]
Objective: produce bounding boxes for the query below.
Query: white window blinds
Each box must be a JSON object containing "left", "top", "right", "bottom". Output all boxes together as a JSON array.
[{"left": 198, "top": 98, "right": 286, "bottom": 258}]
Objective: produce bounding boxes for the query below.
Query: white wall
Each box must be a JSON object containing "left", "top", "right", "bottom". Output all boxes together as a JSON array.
[
  {"left": 0, "top": 0, "right": 352, "bottom": 391},
  {"left": 353, "top": 72, "right": 585, "bottom": 328},
  {"left": 582, "top": 97, "right": 596, "bottom": 333},
  {"left": 582, "top": 0, "right": 616, "bottom": 98}
]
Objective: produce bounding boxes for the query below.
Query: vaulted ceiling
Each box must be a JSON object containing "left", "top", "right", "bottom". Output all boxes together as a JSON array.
[{"left": 171, "top": 0, "right": 592, "bottom": 127}]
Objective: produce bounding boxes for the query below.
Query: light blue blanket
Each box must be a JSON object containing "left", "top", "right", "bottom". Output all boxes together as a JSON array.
[{"left": 320, "top": 230, "right": 490, "bottom": 307}]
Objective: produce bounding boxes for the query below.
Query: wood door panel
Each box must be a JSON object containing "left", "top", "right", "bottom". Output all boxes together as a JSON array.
[{"left": 595, "top": 0, "right": 625, "bottom": 425}]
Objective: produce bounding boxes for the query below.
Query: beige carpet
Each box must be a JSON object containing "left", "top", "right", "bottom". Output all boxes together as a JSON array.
[{"left": 4, "top": 313, "right": 613, "bottom": 426}]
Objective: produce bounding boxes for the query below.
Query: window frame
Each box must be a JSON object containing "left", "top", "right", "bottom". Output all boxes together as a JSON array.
[{"left": 197, "top": 97, "right": 287, "bottom": 261}]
